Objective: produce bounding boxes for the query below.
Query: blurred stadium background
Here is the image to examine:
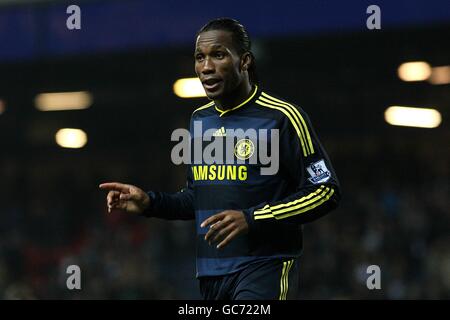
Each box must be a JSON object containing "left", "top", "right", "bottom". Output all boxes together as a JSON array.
[{"left": 0, "top": 0, "right": 449, "bottom": 299}]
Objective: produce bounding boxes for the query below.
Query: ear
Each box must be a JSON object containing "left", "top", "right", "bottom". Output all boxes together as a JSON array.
[{"left": 240, "top": 52, "right": 252, "bottom": 72}]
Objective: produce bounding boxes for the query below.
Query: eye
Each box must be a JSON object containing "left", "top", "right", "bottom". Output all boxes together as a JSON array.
[
  {"left": 195, "top": 54, "right": 204, "bottom": 62},
  {"left": 214, "top": 51, "right": 225, "bottom": 59}
]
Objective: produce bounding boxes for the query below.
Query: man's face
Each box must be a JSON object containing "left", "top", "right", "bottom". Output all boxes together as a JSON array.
[{"left": 194, "top": 30, "right": 244, "bottom": 100}]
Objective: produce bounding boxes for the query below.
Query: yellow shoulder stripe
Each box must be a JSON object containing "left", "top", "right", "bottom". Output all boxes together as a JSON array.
[
  {"left": 255, "top": 99, "right": 308, "bottom": 157},
  {"left": 261, "top": 92, "right": 314, "bottom": 155},
  {"left": 258, "top": 95, "right": 310, "bottom": 156}
]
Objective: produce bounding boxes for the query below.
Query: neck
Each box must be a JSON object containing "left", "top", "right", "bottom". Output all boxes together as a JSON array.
[{"left": 214, "top": 81, "right": 253, "bottom": 111}]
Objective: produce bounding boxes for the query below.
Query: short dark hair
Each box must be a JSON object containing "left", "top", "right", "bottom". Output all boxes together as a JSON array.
[{"left": 197, "top": 18, "right": 258, "bottom": 85}]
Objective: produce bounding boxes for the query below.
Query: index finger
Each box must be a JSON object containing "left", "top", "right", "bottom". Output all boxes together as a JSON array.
[
  {"left": 99, "top": 182, "right": 131, "bottom": 193},
  {"left": 201, "top": 212, "right": 225, "bottom": 228}
]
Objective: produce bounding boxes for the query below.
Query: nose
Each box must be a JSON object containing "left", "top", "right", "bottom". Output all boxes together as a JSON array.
[{"left": 201, "top": 57, "right": 215, "bottom": 75}]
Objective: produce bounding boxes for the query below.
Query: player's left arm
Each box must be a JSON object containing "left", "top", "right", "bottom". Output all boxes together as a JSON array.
[
  {"left": 243, "top": 107, "right": 341, "bottom": 227},
  {"left": 202, "top": 105, "right": 341, "bottom": 248}
]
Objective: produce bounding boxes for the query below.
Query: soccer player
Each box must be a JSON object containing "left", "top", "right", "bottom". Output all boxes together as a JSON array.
[{"left": 100, "top": 18, "right": 340, "bottom": 300}]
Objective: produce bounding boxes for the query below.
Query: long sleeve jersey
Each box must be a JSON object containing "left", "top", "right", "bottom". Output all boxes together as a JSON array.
[{"left": 143, "top": 85, "right": 341, "bottom": 277}]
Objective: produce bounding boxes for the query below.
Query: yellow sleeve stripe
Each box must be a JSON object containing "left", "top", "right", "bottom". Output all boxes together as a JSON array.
[
  {"left": 279, "top": 259, "right": 294, "bottom": 300},
  {"left": 276, "top": 188, "right": 334, "bottom": 220},
  {"left": 193, "top": 101, "right": 214, "bottom": 114},
  {"left": 254, "top": 185, "right": 326, "bottom": 215},
  {"left": 255, "top": 99, "right": 308, "bottom": 157},
  {"left": 275, "top": 187, "right": 333, "bottom": 217},
  {"left": 261, "top": 92, "right": 314, "bottom": 155},
  {"left": 254, "top": 187, "right": 335, "bottom": 220},
  {"left": 258, "top": 95, "right": 310, "bottom": 156},
  {"left": 254, "top": 187, "right": 328, "bottom": 218}
]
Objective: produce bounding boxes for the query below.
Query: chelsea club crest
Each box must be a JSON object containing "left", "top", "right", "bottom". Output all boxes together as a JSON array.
[{"left": 234, "top": 139, "right": 255, "bottom": 160}]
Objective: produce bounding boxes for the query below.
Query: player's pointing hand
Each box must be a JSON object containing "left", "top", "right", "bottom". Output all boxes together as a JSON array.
[{"left": 99, "top": 182, "right": 150, "bottom": 215}]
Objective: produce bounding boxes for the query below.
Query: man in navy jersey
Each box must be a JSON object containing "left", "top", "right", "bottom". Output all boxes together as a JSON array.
[{"left": 100, "top": 18, "right": 340, "bottom": 300}]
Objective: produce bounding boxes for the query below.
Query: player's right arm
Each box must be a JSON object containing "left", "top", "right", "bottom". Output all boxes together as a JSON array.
[
  {"left": 99, "top": 173, "right": 195, "bottom": 221},
  {"left": 144, "top": 167, "right": 195, "bottom": 220}
]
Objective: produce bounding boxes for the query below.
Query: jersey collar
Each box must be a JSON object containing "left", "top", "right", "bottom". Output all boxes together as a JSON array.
[{"left": 214, "top": 85, "right": 259, "bottom": 117}]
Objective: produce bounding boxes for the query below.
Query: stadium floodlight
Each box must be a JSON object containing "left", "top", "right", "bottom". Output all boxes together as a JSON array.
[
  {"left": 55, "top": 128, "right": 88, "bottom": 149},
  {"left": 384, "top": 106, "right": 442, "bottom": 128},
  {"left": 35, "top": 91, "right": 92, "bottom": 111},
  {"left": 397, "top": 61, "right": 432, "bottom": 82},
  {"left": 173, "top": 78, "right": 206, "bottom": 98},
  {"left": 428, "top": 66, "right": 450, "bottom": 85}
]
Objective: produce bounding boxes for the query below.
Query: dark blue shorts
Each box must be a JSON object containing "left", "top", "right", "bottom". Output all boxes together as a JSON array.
[{"left": 199, "top": 258, "right": 299, "bottom": 300}]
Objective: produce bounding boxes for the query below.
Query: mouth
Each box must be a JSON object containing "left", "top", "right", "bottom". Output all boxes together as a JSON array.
[{"left": 202, "top": 78, "right": 223, "bottom": 91}]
